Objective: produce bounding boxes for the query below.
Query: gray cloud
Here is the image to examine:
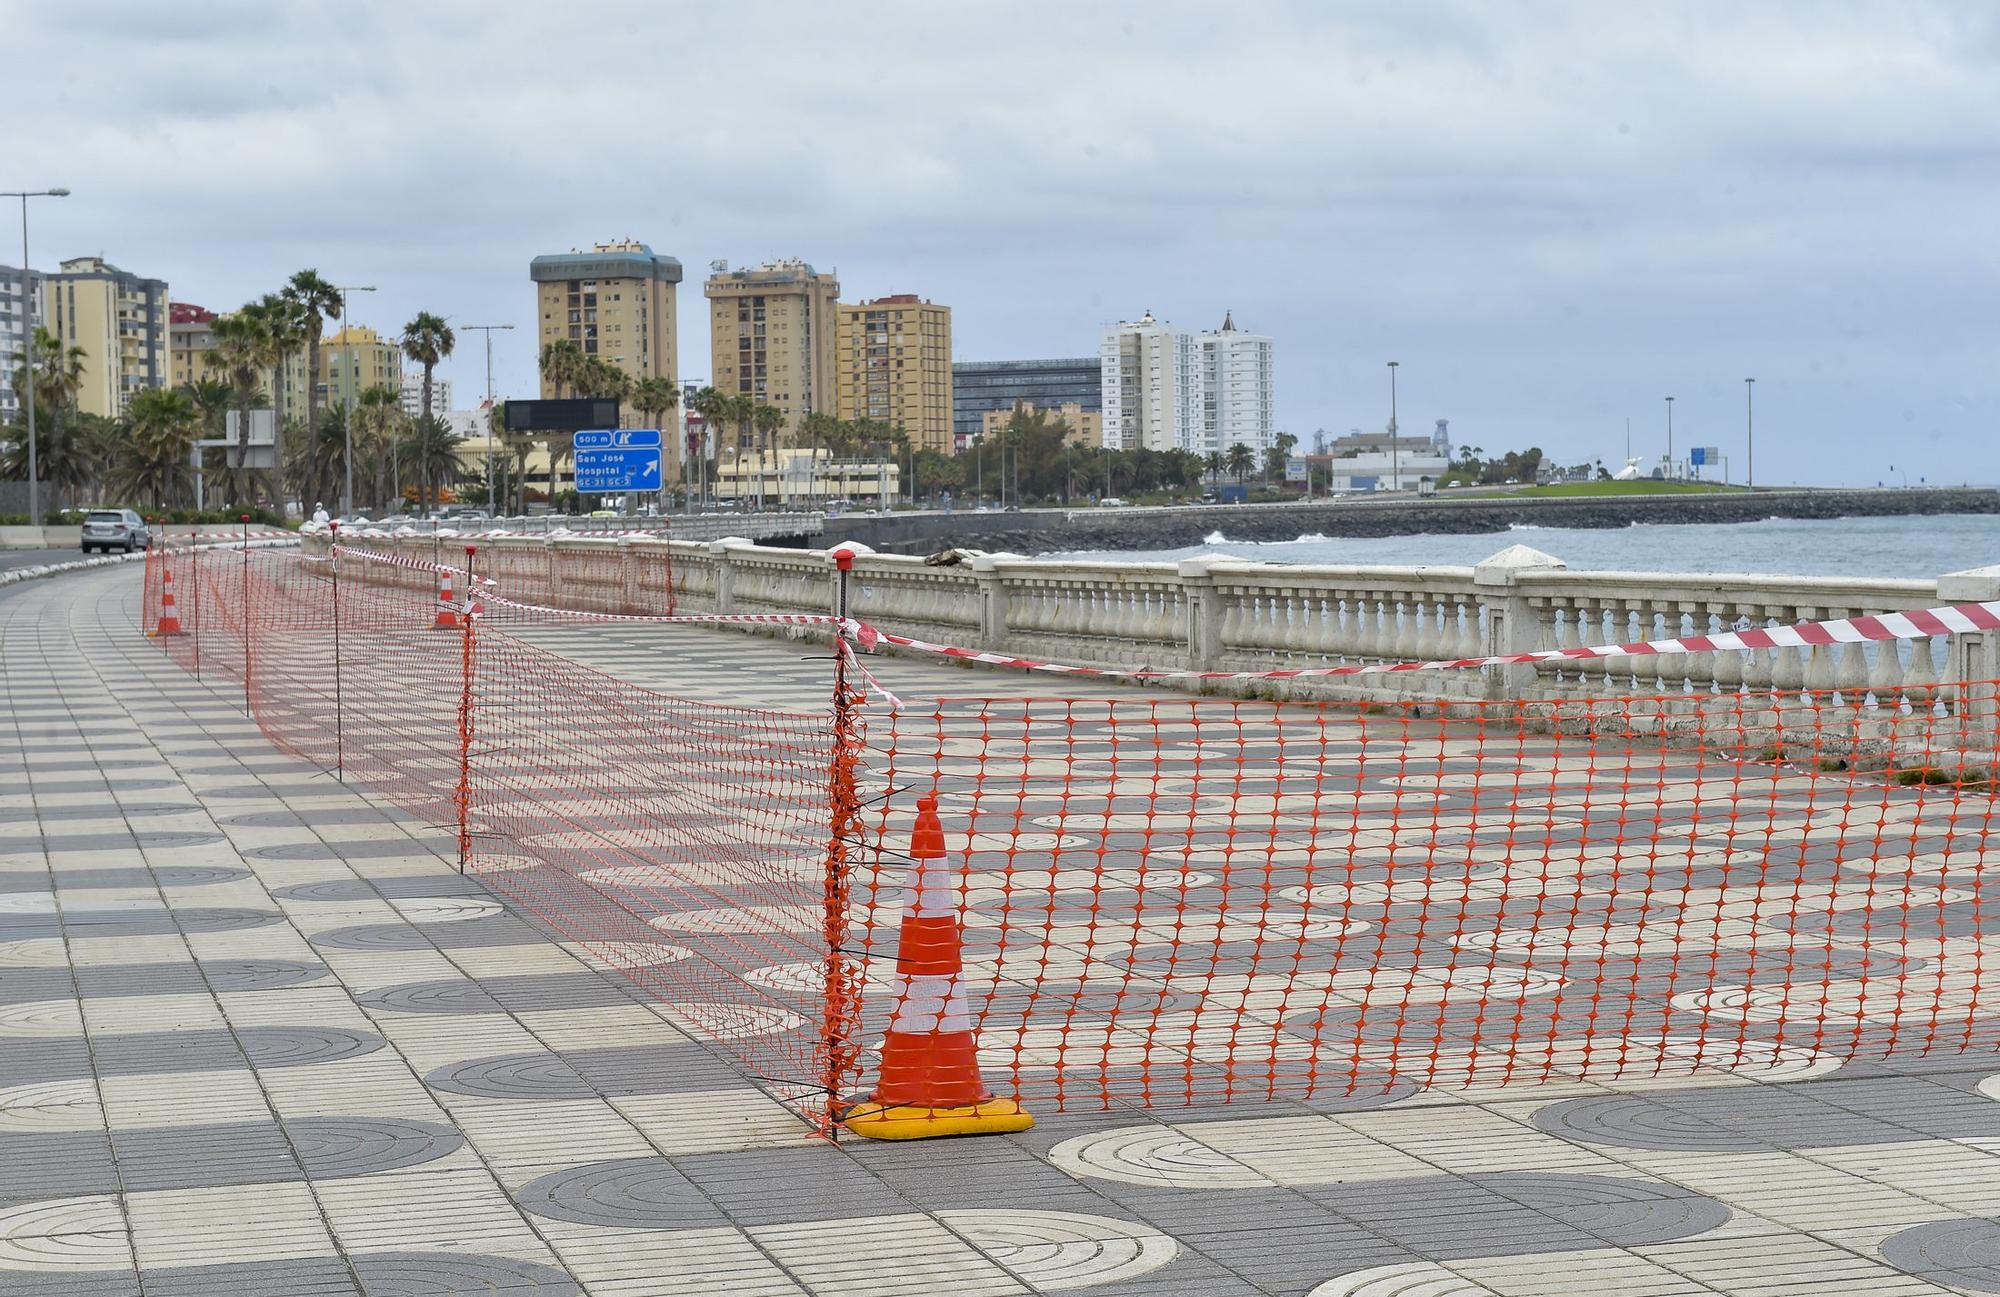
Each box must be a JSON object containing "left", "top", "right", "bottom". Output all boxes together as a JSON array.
[{"left": 12, "top": 0, "right": 1999, "bottom": 482}]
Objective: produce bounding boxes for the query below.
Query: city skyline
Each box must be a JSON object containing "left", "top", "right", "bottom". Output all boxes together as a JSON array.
[{"left": 13, "top": 2, "right": 2000, "bottom": 486}]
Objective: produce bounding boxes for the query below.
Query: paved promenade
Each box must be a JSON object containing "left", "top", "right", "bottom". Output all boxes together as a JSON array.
[{"left": 7, "top": 565, "right": 2000, "bottom": 1294}]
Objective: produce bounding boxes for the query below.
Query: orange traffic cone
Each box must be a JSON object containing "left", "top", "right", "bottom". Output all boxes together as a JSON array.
[
  {"left": 156, "top": 563, "right": 183, "bottom": 637},
  {"left": 433, "top": 567, "right": 460, "bottom": 630},
  {"left": 843, "top": 794, "right": 1033, "bottom": 1140}
]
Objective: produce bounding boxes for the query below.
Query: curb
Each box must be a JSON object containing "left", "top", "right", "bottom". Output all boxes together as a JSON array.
[{"left": 0, "top": 539, "right": 301, "bottom": 591}]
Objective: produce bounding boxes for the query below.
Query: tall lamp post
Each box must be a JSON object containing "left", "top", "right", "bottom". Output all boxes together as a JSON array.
[
  {"left": 1744, "top": 378, "right": 1755, "bottom": 489},
  {"left": 6, "top": 187, "right": 70, "bottom": 528},
  {"left": 335, "top": 285, "right": 375, "bottom": 517},
  {"left": 1664, "top": 396, "right": 1675, "bottom": 479},
  {"left": 460, "top": 324, "right": 513, "bottom": 511},
  {"left": 1387, "top": 360, "right": 1400, "bottom": 490}
]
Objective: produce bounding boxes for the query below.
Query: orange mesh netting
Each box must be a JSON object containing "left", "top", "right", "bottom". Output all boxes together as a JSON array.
[{"left": 141, "top": 539, "right": 2000, "bottom": 1129}]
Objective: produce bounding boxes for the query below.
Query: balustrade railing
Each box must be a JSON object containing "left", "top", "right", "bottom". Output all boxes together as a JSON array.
[{"left": 304, "top": 534, "right": 2000, "bottom": 737}]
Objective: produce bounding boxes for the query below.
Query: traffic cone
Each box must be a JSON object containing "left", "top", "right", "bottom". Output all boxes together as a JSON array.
[
  {"left": 156, "top": 563, "right": 183, "bottom": 637},
  {"left": 843, "top": 794, "right": 1033, "bottom": 1140},
  {"left": 433, "top": 567, "right": 460, "bottom": 630}
]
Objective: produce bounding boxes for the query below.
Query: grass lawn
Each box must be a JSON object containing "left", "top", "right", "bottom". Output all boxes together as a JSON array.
[{"left": 1453, "top": 480, "right": 1742, "bottom": 498}]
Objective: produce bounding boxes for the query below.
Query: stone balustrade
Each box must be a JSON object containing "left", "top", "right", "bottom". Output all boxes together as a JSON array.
[{"left": 307, "top": 532, "right": 2000, "bottom": 736}]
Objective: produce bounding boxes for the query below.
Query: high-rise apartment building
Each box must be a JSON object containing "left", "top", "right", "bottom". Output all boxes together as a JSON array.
[
  {"left": 42, "top": 256, "right": 170, "bottom": 418},
  {"left": 0, "top": 265, "right": 39, "bottom": 423},
  {"left": 952, "top": 357, "right": 1100, "bottom": 441},
  {"left": 318, "top": 325, "right": 405, "bottom": 412},
  {"left": 705, "top": 259, "right": 839, "bottom": 429},
  {"left": 1100, "top": 311, "right": 1274, "bottom": 457},
  {"left": 1196, "top": 312, "right": 1274, "bottom": 458},
  {"left": 1100, "top": 311, "right": 1199, "bottom": 453},
  {"left": 400, "top": 371, "right": 453, "bottom": 420},
  {"left": 169, "top": 302, "right": 311, "bottom": 424},
  {"left": 834, "top": 294, "right": 953, "bottom": 453},
  {"left": 529, "top": 240, "right": 681, "bottom": 425}
]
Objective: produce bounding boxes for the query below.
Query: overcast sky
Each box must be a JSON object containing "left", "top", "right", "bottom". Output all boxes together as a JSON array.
[{"left": 16, "top": 1, "right": 1999, "bottom": 485}]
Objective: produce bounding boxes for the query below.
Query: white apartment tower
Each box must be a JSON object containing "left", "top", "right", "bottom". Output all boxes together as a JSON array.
[
  {"left": 1101, "top": 310, "right": 1274, "bottom": 456},
  {"left": 1100, "top": 311, "right": 1199, "bottom": 452},
  {"left": 1197, "top": 312, "right": 1274, "bottom": 458}
]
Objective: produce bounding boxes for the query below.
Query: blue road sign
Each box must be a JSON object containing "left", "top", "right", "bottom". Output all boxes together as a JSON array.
[
  {"left": 573, "top": 447, "right": 662, "bottom": 493},
  {"left": 573, "top": 428, "right": 661, "bottom": 449}
]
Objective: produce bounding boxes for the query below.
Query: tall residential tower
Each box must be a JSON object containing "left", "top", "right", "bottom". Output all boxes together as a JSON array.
[
  {"left": 834, "top": 294, "right": 953, "bottom": 453},
  {"left": 705, "top": 259, "right": 839, "bottom": 430},
  {"left": 42, "top": 256, "right": 170, "bottom": 418},
  {"left": 529, "top": 240, "right": 682, "bottom": 400}
]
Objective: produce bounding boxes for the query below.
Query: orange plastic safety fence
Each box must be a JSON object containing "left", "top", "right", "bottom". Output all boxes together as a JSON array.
[
  {"left": 139, "top": 542, "right": 2000, "bottom": 1128},
  {"left": 143, "top": 539, "right": 852, "bottom": 1128},
  {"left": 855, "top": 691, "right": 2000, "bottom": 1111}
]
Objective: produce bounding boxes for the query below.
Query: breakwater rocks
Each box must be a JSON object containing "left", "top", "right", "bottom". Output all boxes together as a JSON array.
[{"left": 816, "top": 487, "right": 2000, "bottom": 557}]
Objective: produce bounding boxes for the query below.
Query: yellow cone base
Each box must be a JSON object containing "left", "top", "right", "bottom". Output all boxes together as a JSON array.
[{"left": 841, "top": 1097, "right": 1035, "bottom": 1141}]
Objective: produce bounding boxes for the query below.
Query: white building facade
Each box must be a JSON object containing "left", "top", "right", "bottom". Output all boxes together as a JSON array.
[
  {"left": 400, "top": 372, "right": 452, "bottom": 420},
  {"left": 1101, "top": 310, "right": 1274, "bottom": 457},
  {"left": 1196, "top": 312, "right": 1273, "bottom": 458},
  {"left": 0, "top": 266, "right": 37, "bottom": 423},
  {"left": 1100, "top": 311, "right": 1199, "bottom": 452}
]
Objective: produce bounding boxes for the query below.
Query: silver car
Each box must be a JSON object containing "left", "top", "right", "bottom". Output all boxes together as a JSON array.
[{"left": 80, "top": 509, "right": 153, "bottom": 554}]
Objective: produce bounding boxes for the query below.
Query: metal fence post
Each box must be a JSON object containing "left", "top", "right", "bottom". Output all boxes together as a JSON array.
[
  {"left": 456, "top": 544, "right": 478, "bottom": 875},
  {"left": 820, "top": 545, "right": 864, "bottom": 1136}
]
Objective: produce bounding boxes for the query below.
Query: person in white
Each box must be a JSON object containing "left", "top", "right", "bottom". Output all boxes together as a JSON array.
[{"left": 311, "top": 502, "right": 331, "bottom": 526}]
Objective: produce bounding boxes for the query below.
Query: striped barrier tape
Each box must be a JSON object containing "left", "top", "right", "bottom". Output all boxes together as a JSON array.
[
  {"left": 302, "top": 547, "right": 2000, "bottom": 692},
  {"left": 860, "top": 599, "right": 2000, "bottom": 684}
]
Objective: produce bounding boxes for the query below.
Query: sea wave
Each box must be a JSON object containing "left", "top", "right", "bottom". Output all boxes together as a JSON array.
[{"left": 1202, "top": 530, "right": 1332, "bottom": 546}]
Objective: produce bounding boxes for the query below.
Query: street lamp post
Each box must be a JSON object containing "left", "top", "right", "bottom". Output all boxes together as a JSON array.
[
  {"left": 460, "top": 324, "right": 513, "bottom": 511},
  {"left": 335, "top": 285, "right": 376, "bottom": 517},
  {"left": 6, "top": 188, "right": 70, "bottom": 528},
  {"left": 1387, "top": 361, "right": 1400, "bottom": 490},
  {"left": 1664, "top": 396, "right": 1675, "bottom": 478},
  {"left": 1744, "top": 378, "right": 1755, "bottom": 489}
]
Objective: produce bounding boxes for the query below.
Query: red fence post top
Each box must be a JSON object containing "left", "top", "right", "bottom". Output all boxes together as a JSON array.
[
  {"left": 240, "top": 514, "right": 249, "bottom": 522},
  {"left": 832, "top": 545, "right": 857, "bottom": 572}
]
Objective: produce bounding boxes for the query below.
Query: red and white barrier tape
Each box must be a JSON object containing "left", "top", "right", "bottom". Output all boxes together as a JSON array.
[
  {"left": 284, "top": 546, "right": 2000, "bottom": 695},
  {"left": 861, "top": 600, "right": 2000, "bottom": 685}
]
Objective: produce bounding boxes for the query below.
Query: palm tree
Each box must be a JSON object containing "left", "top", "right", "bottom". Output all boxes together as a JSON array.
[
  {"left": 539, "top": 340, "right": 584, "bottom": 398},
  {"left": 113, "top": 388, "right": 199, "bottom": 509},
  {"left": 401, "top": 414, "right": 462, "bottom": 515},
  {"left": 400, "top": 312, "right": 455, "bottom": 429},
  {"left": 1204, "top": 451, "right": 1225, "bottom": 483},
  {"left": 752, "top": 403, "right": 785, "bottom": 507},
  {"left": 494, "top": 403, "right": 536, "bottom": 516},
  {"left": 207, "top": 309, "right": 275, "bottom": 506},
  {"left": 1225, "top": 442, "right": 1255, "bottom": 483},
  {"left": 259, "top": 291, "right": 308, "bottom": 503},
  {"left": 10, "top": 327, "right": 88, "bottom": 449},
  {"left": 351, "top": 385, "right": 404, "bottom": 512},
  {"left": 284, "top": 270, "right": 343, "bottom": 437},
  {"left": 689, "top": 386, "right": 727, "bottom": 506}
]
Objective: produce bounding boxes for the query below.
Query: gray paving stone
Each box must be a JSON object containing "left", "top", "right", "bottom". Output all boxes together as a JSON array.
[
  {"left": 1881, "top": 1217, "right": 2000, "bottom": 1294},
  {"left": 513, "top": 1157, "right": 728, "bottom": 1228},
  {"left": 424, "top": 1043, "right": 740, "bottom": 1098}
]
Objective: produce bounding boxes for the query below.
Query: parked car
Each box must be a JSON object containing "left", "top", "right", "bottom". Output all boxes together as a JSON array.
[
  {"left": 80, "top": 509, "right": 152, "bottom": 554},
  {"left": 1098, "top": 497, "right": 1129, "bottom": 508}
]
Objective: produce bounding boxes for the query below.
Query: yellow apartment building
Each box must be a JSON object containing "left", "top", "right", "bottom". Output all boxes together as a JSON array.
[
  {"left": 529, "top": 240, "right": 680, "bottom": 432},
  {"left": 834, "top": 294, "right": 953, "bottom": 454},
  {"left": 41, "top": 256, "right": 170, "bottom": 418},
  {"left": 318, "top": 325, "right": 405, "bottom": 411},
  {"left": 705, "top": 259, "right": 839, "bottom": 433}
]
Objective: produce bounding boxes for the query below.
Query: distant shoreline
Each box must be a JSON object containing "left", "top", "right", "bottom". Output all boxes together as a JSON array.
[{"left": 817, "top": 487, "right": 2000, "bottom": 556}]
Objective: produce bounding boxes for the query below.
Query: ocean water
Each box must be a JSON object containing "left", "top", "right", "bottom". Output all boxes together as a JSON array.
[{"left": 1057, "top": 512, "right": 1998, "bottom": 579}]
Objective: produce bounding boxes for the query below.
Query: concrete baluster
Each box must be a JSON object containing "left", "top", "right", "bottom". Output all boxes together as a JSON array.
[
  {"left": 972, "top": 554, "right": 1010, "bottom": 650},
  {"left": 1473, "top": 544, "right": 1567, "bottom": 698},
  {"left": 1939, "top": 565, "right": 2000, "bottom": 731}
]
